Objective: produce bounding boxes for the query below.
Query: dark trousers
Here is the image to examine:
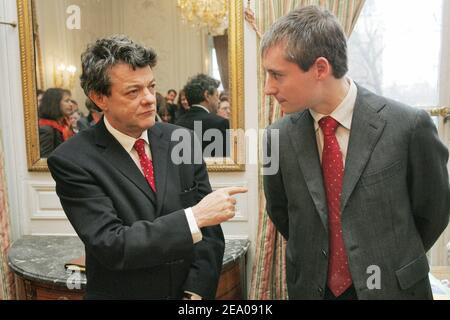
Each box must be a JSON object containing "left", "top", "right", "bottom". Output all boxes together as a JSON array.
[{"left": 324, "top": 285, "right": 358, "bottom": 300}]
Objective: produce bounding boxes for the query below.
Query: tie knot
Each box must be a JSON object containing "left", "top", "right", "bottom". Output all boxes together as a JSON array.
[
  {"left": 134, "top": 139, "right": 146, "bottom": 154},
  {"left": 319, "top": 116, "right": 340, "bottom": 136}
]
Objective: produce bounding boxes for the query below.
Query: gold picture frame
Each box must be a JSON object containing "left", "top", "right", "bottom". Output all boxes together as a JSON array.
[{"left": 17, "top": 0, "right": 245, "bottom": 172}]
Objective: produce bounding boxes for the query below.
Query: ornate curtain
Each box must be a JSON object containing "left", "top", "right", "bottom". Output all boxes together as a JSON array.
[
  {"left": 0, "top": 130, "right": 15, "bottom": 300},
  {"left": 250, "top": 0, "right": 366, "bottom": 300},
  {"left": 213, "top": 33, "right": 230, "bottom": 93}
]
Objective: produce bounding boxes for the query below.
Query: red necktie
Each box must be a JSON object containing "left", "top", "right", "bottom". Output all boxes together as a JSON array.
[
  {"left": 134, "top": 139, "right": 156, "bottom": 193},
  {"left": 319, "top": 116, "right": 352, "bottom": 297}
]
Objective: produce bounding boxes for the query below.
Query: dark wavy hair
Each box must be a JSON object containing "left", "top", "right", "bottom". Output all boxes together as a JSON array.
[
  {"left": 183, "top": 74, "right": 220, "bottom": 106},
  {"left": 80, "top": 35, "right": 157, "bottom": 97},
  {"left": 38, "top": 88, "right": 69, "bottom": 120}
]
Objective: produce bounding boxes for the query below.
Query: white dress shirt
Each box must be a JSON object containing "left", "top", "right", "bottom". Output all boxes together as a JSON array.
[
  {"left": 309, "top": 78, "right": 358, "bottom": 166},
  {"left": 191, "top": 104, "right": 210, "bottom": 113},
  {"left": 104, "top": 117, "right": 202, "bottom": 244}
]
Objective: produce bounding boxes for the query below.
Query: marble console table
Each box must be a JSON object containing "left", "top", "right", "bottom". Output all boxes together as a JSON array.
[{"left": 8, "top": 236, "right": 249, "bottom": 300}]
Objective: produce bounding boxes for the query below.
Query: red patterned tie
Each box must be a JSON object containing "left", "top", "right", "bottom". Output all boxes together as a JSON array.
[
  {"left": 319, "top": 116, "right": 352, "bottom": 297},
  {"left": 134, "top": 139, "right": 156, "bottom": 193}
]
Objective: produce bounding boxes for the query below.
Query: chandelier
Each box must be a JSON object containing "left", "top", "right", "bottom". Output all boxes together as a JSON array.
[{"left": 177, "top": 0, "right": 228, "bottom": 36}]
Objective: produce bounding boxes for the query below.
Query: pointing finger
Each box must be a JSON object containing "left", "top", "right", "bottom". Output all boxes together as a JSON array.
[{"left": 222, "top": 187, "right": 248, "bottom": 196}]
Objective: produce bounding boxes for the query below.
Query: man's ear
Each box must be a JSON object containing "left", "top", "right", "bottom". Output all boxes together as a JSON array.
[
  {"left": 315, "top": 57, "right": 332, "bottom": 80},
  {"left": 203, "top": 90, "right": 210, "bottom": 102},
  {"left": 89, "top": 92, "right": 108, "bottom": 111}
]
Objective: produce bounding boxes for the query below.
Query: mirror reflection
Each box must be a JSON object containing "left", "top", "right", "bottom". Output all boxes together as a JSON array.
[{"left": 33, "top": 0, "right": 232, "bottom": 158}]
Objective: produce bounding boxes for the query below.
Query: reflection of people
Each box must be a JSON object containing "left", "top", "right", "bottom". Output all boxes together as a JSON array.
[
  {"left": 165, "top": 89, "right": 177, "bottom": 104},
  {"left": 155, "top": 92, "right": 166, "bottom": 114},
  {"left": 164, "top": 89, "right": 178, "bottom": 123},
  {"left": 217, "top": 96, "right": 231, "bottom": 120},
  {"left": 176, "top": 74, "right": 229, "bottom": 157},
  {"left": 157, "top": 91, "right": 178, "bottom": 123},
  {"left": 174, "top": 89, "right": 190, "bottom": 121},
  {"left": 70, "top": 99, "right": 80, "bottom": 114},
  {"left": 69, "top": 111, "right": 82, "bottom": 134},
  {"left": 262, "top": 6, "right": 450, "bottom": 300},
  {"left": 36, "top": 89, "right": 45, "bottom": 108},
  {"left": 77, "top": 99, "right": 103, "bottom": 131},
  {"left": 38, "top": 88, "right": 75, "bottom": 157},
  {"left": 158, "top": 104, "right": 173, "bottom": 123},
  {"left": 48, "top": 35, "right": 247, "bottom": 300}
]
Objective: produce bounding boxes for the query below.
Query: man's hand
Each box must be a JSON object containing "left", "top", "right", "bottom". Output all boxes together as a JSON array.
[{"left": 192, "top": 187, "right": 248, "bottom": 228}]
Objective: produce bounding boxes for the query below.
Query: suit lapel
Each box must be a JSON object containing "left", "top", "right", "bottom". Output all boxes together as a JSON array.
[
  {"left": 94, "top": 120, "right": 156, "bottom": 205},
  {"left": 148, "top": 124, "right": 170, "bottom": 217},
  {"left": 288, "top": 111, "right": 329, "bottom": 232},
  {"left": 341, "top": 87, "right": 386, "bottom": 212},
  {"left": 287, "top": 86, "right": 387, "bottom": 229}
]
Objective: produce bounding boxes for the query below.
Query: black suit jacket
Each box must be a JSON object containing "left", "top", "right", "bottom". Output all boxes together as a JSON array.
[
  {"left": 39, "top": 125, "right": 64, "bottom": 158},
  {"left": 264, "top": 85, "right": 450, "bottom": 299},
  {"left": 48, "top": 119, "right": 225, "bottom": 299},
  {"left": 175, "top": 106, "right": 230, "bottom": 157}
]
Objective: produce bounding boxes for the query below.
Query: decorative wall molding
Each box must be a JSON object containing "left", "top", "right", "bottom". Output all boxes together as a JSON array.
[
  {"left": 26, "top": 181, "right": 249, "bottom": 222},
  {"left": 211, "top": 182, "right": 249, "bottom": 222},
  {"left": 27, "top": 181, "right": 65, "bottom": 220},
  {"left": 224, "top": 235, "right": 249, "bottom": 241}
]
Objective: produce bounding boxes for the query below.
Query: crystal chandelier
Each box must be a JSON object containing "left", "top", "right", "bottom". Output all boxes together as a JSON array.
[{"left": 177, "top": 0, "right": 228, "bottom": 36}]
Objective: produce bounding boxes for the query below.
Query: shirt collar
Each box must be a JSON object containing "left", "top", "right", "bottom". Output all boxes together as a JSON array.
[
  {"left": 104, "top": 116, "right": 150, "bottom": 153},
  {"left": 191, "top": 104, "right": 210, "bottom": 114},
  {"left": 309, "top": 78, "right": 357, "bottom": 131}
]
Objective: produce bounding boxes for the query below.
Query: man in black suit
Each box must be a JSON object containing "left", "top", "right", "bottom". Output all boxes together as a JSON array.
[
  {"left": 47, "top": 35, "right": 246, "bottom": 300},
  {"left": 77, "top": 99, "right": 103, "bottom": 131},
  {"left": 176, "top": 74, "right": 230, "bottom": 157}
]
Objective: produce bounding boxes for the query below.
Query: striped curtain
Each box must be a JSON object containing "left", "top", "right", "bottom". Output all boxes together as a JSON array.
[
  {"left": 0, "top": 131, "right": 15, "bottom": 300},
  {"left": 250, "top": 0, "right": 365, "bottom": 300}
]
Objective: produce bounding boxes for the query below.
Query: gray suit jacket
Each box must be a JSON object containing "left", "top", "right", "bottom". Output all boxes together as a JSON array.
[{"left": 264, "top": 85, "right": 450, "bottom": 299}]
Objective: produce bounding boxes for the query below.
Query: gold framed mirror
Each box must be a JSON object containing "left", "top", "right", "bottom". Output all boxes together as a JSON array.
[{"left": 17, "top": 0, "right": 245, "bottom": 172}]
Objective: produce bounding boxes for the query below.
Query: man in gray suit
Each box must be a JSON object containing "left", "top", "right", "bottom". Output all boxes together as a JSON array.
[{"left": 262, "top": 6, "right": 450, "bottom": 300}]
